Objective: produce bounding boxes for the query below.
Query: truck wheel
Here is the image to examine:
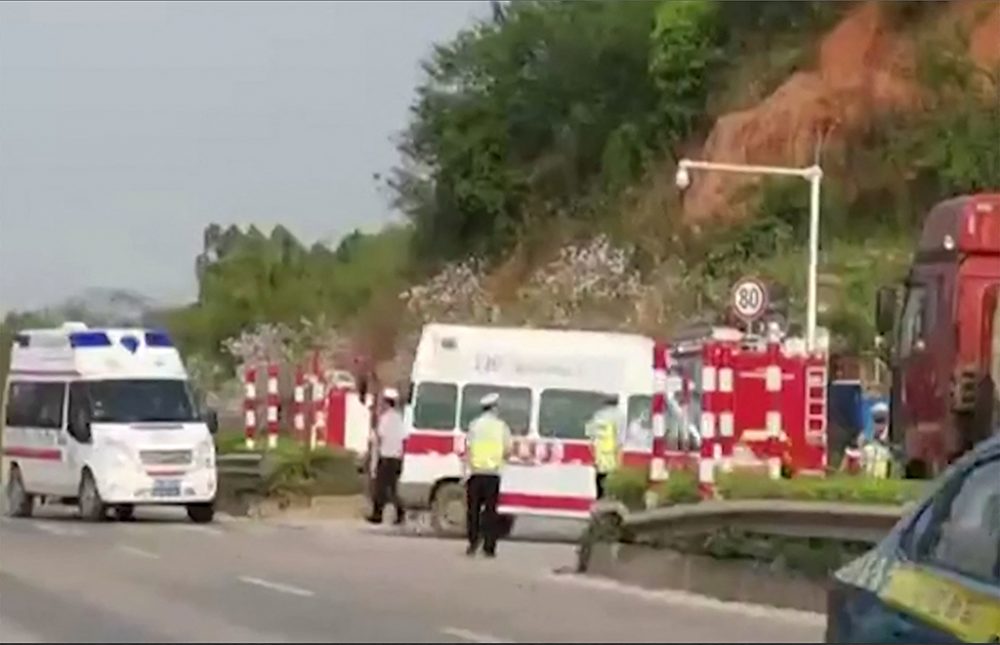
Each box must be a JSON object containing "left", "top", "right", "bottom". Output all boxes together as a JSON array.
[
  {"left": 186, "top": 502, "right": 215, "bottom": 524},
  {"left": 430, "top": 482, "right": 466, "bottom": 538},
  {"left": 5, "top": 466, "right": 34, "bottom": 518},
  {"left": 78, "top": 470, "right": 107, "bottom": 522},
  {"left": 904, "top": 459, "right": 929, "bottom": 480},
  {"left": 113, "top": 504, "right": 135, "bottom": 522}
]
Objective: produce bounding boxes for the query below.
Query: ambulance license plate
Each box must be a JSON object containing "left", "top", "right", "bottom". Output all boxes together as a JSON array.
[{"left": 152, "top": 479, "right": 181, "bottom": 497}]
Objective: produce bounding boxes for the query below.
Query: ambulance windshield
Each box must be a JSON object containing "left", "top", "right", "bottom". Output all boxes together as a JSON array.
[{"left": 74, "top": 379, "right": 199, "bottom": 424}]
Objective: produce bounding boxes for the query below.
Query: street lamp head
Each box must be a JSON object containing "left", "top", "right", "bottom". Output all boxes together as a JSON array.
[{"left": 675, "top": 165, "right": 691, "bottom": 191}]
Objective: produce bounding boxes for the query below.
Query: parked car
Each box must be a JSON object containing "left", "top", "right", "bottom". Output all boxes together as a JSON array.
[{"left": 825, "top": 434, "right": 999, "bottom": 643}]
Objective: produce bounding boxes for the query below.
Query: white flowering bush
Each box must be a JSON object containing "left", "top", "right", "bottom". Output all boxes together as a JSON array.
[
  {"left": 401, "top": 259, "right": 498, "bottom": 324},
  {"left": 512, "top": 235, "right": 646, "bottom": 329},
  {"left": 222, "top": 322, "right": 298, "bottom": 368}
]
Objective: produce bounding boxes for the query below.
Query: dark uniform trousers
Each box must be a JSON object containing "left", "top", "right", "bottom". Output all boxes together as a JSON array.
[
  {"left": 371, "top": 456, "right": 404, "bottom": 522},
  {"left": 465, "top": 473, "right": 501, "bottom": 554}
]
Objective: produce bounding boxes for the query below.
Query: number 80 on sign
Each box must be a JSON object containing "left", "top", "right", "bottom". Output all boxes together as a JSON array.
[{"left": 731, "top": 277, "right": 768, "bottom": 322}]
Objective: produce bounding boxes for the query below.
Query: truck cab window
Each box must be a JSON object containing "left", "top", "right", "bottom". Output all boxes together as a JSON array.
[{"left": 899, "top": 285, "right": 928, "bottom": 357}]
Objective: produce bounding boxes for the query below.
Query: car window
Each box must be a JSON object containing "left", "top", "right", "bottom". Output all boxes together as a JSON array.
[
  {"left": 539, "top": 389, "right": 608, "bottom": 439},
  {"left": 412, "top": 382, "right": 457, "bottom": 431},
  {"left": 459, "top": 384, "right": 531, "bottom": 436},
  {"left": 917, "top": 456, "right": 1000, "bottom": 584}
]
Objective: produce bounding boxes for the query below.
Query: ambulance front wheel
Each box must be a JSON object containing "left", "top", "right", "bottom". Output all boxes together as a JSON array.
[
  {"left": 78, "top": 469, "right": 106, "bottom": 522},
  {"left": 187, "top": 502, "right": 215, "bottom": 524},
  {"left": 431, "top": 482, "right": 465, "bottom": 538}
]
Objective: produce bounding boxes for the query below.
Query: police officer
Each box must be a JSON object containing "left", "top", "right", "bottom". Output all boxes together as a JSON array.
[
  {"left": 586, "top": 393, "right": 624, "bottom": 499},
  {"left": 366, "top": 388, "right": 407, "bottom": 525},
  {"left": 464, "top": 392, "right": 512, "bottom": 558}
]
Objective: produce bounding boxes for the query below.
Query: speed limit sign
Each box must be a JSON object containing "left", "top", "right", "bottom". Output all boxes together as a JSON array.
[{"left": 731, "top": 277, "right": 769, "bottom": 322}]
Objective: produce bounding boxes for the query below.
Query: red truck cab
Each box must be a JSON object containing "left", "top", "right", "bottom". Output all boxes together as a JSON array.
[{"left": 877, "top": 193, "right": 1000, "bottom": 478}]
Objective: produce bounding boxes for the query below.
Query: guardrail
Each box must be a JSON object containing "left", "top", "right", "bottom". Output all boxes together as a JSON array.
[
  {"left": 216, "top": 452, "right": 271, "bottom": 514},
  {"left": 594, "top": 499, "right": 906, "bottom": 545},
  {"left": 577, "top": 499, "right": 908, "bottom": 613}
]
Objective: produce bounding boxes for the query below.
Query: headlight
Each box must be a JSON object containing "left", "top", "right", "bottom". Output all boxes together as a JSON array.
[
  {"left": 195, "top": 440, "right": 215, "bottom": 468},
  {"left": 104, "top": 439, "right": 134, "bottom": 465}
]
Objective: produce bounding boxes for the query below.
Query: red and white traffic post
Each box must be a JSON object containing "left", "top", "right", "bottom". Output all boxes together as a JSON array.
[
  {"left": 698, "top": 343, "right": 718, "bottom": 499},
  {"left": 765, "top": 326, "right": 784, "bottom": 479},
  {"left": 243, "top": 367, "right": 257, "bottom": 450},
  {"left": 266, "top": 363, "right": 280, "bottom": 449}
]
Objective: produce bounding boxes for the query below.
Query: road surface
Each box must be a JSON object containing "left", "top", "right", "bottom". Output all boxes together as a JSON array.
[{"left": 0, "top": 507, "right": 824, "bottom": 643}]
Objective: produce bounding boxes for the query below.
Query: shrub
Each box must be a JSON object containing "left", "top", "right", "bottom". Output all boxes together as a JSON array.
[{"left": 716, "top": 472, "right": 926, "bottom": 506}]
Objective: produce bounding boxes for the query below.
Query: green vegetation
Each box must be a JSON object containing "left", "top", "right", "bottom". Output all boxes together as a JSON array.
[{"left": 604, "top": 466, "right": 925, "bottom": 510}]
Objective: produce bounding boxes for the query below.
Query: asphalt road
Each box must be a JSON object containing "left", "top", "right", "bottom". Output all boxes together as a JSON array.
[{"left": 0, "top": 506, "right": 825, "bottom": 643}]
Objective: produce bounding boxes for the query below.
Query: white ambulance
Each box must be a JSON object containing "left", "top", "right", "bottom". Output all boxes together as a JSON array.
[
  {"left": 398, "top": 323, "right": 693, "bottom": 536},
  {"left": 2, "top": 323, "right": 219, "bottom": 522}
]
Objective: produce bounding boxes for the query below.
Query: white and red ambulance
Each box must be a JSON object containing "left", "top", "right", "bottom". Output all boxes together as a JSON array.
[{"left": 397, "top": 324, "right": 688, "bottom": 536}]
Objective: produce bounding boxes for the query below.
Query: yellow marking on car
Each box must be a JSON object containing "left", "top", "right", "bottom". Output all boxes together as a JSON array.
[{"left": 880, "top": 563, "right": 1000, "bottom": 643}]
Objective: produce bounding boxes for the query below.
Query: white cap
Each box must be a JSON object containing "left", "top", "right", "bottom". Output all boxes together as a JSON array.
[
  {"left": 871, "top": 401, "right": 888, "bottom": 414},
  {"left": 382, "top": 387, "right": 399, "bottom": 401},
  {"left": 480, "top": 392, "right": 500, "bottom": 408}
]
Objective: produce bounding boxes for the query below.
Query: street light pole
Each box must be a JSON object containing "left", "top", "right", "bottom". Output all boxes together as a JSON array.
[{"left": 677, "top": 159, "right": 824, "bottom": 352}]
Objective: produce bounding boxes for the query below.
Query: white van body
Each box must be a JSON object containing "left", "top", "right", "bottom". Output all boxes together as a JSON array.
[
  {"left": 2, "top": 324, "right": 216, "bottom": 519},
  {"left": 399, "top": 323, "right": 666, "bottom": 528}
]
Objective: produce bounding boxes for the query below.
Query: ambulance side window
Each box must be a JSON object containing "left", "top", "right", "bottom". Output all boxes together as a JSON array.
[
  {"left": 3, "top": 382, "right": 64, "bottom": 429},
  {"left": 4, "top": 382, "right": 31, "bottom": 427},
  {"left": 626, "top": 395, "right": 651, "bottom": 432},
  {"left": 459, "top": 384, "right": 531, "bottom": 436},
  {"left": 539, "top": 389, "right": 606, "bottom": 440},
  {"left": 412, "top": 382, "right": 457, "bottom": 431}
]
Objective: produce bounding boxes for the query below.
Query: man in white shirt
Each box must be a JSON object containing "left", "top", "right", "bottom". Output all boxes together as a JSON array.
[{"left": 366, "top": 388, "right": 407, "bottom": 525}]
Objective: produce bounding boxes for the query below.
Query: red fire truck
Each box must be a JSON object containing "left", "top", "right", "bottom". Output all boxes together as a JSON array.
[{"left": 876, "top": 193, "right": 1000, "bottom": 478}]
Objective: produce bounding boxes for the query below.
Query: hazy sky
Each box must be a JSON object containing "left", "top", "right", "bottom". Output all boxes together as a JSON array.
[{"left": 0, "top": 0, "right": 486, "bottom": 313}]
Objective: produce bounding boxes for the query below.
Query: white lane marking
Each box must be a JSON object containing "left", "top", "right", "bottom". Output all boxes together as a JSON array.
[
  {"left": 545, "top": 573, "right": 824, "bottom": 626},
  {"left": 116, "top": 544, "right": 160, "bottom": 560},
  {"left": 238, "top": 576, "right": 315, "bottom": 598},
  {"left": 441, "top": 627, "right": 514, "bottom": 643},
  {"left": 175, "top": 523, "right": 225, "bottom": 536},
  {"left": 31, "top": 522, "right": 84, "bottom": 537}
]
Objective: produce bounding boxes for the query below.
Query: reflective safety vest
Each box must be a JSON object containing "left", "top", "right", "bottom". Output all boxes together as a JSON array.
[
  {"left": 861, "top": 442, "right": 891, "bottom": 479},
  {"left": 468, "top": 416, "right": 507, "bottom": 474},
  {"left": 591, "top": 418, "right": 620, "bottom": 475}
]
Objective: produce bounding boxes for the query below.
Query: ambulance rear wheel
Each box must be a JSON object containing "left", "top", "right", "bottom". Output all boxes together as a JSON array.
[
  {"left": 497, "top": 514, "right": 515, "bottom": 538},
  {"left": 5, "top": 466, "right": 34, "bottom": 518},
  {"left": 78, "top": 470, "right": 106, "bottom": 522},
  {"left": 431, "top": 482, "right": 466, "bottom": 538}
]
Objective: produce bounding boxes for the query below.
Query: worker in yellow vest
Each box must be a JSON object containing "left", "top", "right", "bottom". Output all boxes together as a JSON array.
[
  {"left": 861, "top": 402, "right": 892, "bottom": 479},
  {"left": 464, "top": 392, "right": 513, "bottom": 558},
  {"left": 586, "top": 393, "right": 624, "bottom": 499}
]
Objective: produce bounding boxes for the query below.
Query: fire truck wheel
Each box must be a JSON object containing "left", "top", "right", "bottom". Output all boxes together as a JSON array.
[{"left": 430, "top": 482, "right": 466, "bottom": 538}]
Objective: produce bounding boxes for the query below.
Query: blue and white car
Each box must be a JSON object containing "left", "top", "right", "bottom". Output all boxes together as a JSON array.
[{"left": 826, "top": 434, "right": 1000, "bottom": 643}]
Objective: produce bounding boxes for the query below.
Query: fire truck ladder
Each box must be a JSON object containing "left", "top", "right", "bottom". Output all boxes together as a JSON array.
[{"left": 805, "top": 365, "right": 828, "bottom": 445}]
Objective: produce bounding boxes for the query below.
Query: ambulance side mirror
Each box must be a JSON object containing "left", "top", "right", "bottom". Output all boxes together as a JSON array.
[
  {"left": 203, "top": 409, "right": 219, "bottom": 435},
  {"left": 69, "top": 410, "right": 92, "bottom": 444}
]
